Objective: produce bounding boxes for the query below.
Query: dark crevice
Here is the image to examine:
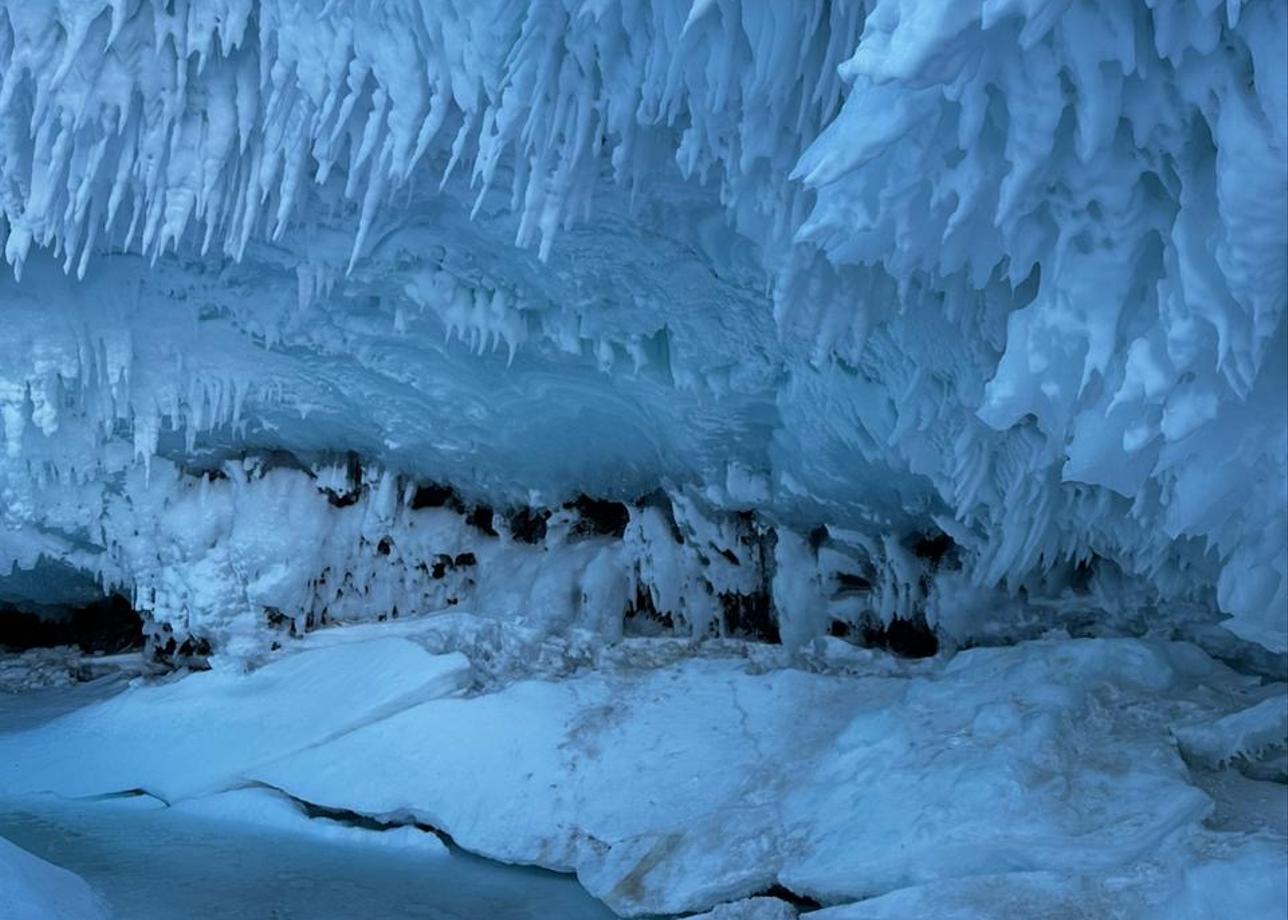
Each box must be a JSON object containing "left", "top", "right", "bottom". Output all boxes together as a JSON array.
[
  {"left": 834, "top": 572, "right": 872, "bottom": 594},
  {"left": 624, "top": 584, "right": 675, "bottom": 636},
  {"left": 567, "top": 495, "right": 630, "bottom": 538},
  {"left": 508, "top": 507, "right": 550, "bottom": 544},
  {"left": 909, "top": 530, "right": 955, "bottom": 567},
  {"left": 295, "top": 798, "right": 452, "bottom": 846},
  {"left": 78, "top": 788, "right": 171, "bottom": 807},
  {"left": 410, "top": 482, "right": 465, "bottom": 512},
  {"left": 146, "top": 620, "right": 213, "bottom": 670},
  {"left": 754, "top": 884, "right": 823, "bottom": 910},
  {"left": 465, "top": 505, "right": 499, "bottom": 537},
  {"left": 720, "top": 591, "right": 779, "bottom": 644},
  {"left": 0, "top": 594, "right": 144, "bottom": 654},
  {"left": 858, "top": 616, "right": 939, "bottom": 659},
  {"left": 320, "top": 486, "right": 362, "bottom": 508}
]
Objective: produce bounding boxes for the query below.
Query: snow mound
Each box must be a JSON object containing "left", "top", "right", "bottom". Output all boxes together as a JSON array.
[{"left": 809, "top": 831, "right": 1288, "bottom": 920}]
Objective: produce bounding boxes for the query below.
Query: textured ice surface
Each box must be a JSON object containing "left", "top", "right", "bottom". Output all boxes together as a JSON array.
[
  {"left": 249, "top": 638, "right": 1269, "bottom": 914},
  {"left": 5, "top": 629, "right": 1277, "bottom": 917},
  {"left": 0, "top": 834, "right": 106, "bottom": 920},
  {"left": 0, "top": 793, "right": 613, "bottom": 920},
  {"left": 0, "top": 638, "right": 470, "bottom": 801},
  {"left": 0, "top": 0, "right": 1282, "bottom": 655}
]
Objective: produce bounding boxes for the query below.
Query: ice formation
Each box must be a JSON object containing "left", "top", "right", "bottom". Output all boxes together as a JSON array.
[
  {"left": 3, "top": 633, "right": 1285, "bottom": 917},
  {"left": 0, "top": 1, "right": 1284, "bottom": 916},
  {"left": 0, "top": 0, "right": 1283, "bottom": 659},
  {"left": 0, "top": 835, "right": 107, "bottom": 920}
]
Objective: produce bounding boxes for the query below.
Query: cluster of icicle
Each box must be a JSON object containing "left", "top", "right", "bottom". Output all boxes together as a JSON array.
[
  {"left": 0, "top": 0, "right": 1283, "bottom": 650},
  {"left": 1, "top": 449, "right": 975, "bottom": 664},
  {"left": 0, "top": 0, "right": 857, "bottom": 275}
]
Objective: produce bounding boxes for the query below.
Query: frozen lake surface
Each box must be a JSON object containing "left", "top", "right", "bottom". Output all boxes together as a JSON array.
[
  {"left": 0, "top": 795, "right": 614, "bottom": 919},
  {"left": 0, "top": 676, "right": 614, "bottom": 920}
]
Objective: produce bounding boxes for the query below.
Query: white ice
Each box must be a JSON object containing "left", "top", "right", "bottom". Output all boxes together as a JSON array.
[
  {"left": 1, "top": 628, "right": 1283, "bottom": 918},
  {"left": 0, "top": 834, "right": 107, "bottom": 920},
  {"left": 0, "top": 0, "right": 1282, "bottom": 654},
  {"left": 0, "top": 2, "right": 1283, "bottom": 917}
]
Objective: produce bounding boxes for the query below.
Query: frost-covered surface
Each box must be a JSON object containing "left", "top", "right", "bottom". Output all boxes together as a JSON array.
[
  {"left": 0, "top": 834, "right": 106, "bottom": 920},
  {"left": 2, "top": 629, "right": 1283, "bottom": 918},
  {"left": 250, "top": 637, "right": 1283, "bottom": 916},
  {"left": 0, "top": 637, "right": 469, "bottom": 801},
  {"left": 0, "top": 0, "right": 1283, "bottom": 655},
  {"left": 806, "top": 837, "right": 1288, "bottom": 920}
]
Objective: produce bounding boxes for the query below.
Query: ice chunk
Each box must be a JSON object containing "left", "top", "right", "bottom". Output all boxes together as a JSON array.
[
  {"left": 0, "top": 639, "right": 470, "bottom": 802},
  {"left": 252, "top": 639, "right": 1239, "bottom": 915}
]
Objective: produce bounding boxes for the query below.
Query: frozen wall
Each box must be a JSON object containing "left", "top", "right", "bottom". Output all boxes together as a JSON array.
[{"left": 0, "top": 0, "right": 1283, "bottom": 654}]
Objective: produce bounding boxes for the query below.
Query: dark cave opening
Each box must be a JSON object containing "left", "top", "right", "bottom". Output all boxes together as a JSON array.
[
  {"left": 829, "top": 616, "right": 940, "bottom": 659},
  {"left": 0, "top": 594, "right": 144, "bottom": 655}
]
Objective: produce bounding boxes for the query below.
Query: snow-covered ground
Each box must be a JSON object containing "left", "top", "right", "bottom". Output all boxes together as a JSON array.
[{"left": 1, "top": 625, "right": 1283, "bottom": 918}]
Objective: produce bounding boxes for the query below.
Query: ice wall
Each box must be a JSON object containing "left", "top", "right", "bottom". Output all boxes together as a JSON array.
[{"left": 0, "top": 0, "right": 1283, "bottom": 654}]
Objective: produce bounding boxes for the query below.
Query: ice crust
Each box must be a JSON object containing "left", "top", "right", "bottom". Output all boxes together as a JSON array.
[
  {"left": 0, "top": 0, "right": 1282, "bottom": 653},
  {"left": 0, "top": 637, "right": 470, "bottom": 801},
  {"left": 0, "top": 835, "right": 107, "bottom": 920},
  {"left": 247, "top": 637, "right": 1253, "bottom": 914},
  {"left": 0, "top": 632, "right": 1282, "bottom": 917}
]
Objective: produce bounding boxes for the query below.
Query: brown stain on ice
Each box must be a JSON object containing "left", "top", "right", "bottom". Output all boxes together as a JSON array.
[{"left": 608, "top": 832, "right": 682, "bottom": 905}]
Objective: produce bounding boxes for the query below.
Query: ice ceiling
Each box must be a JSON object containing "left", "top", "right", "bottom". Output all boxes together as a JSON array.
[{"left": 0, "top": 0, "right": 1284, "bottom": 658}]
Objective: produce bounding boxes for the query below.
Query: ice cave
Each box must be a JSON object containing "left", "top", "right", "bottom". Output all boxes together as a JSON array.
[{"left": 0, "top": 1, "right": 1285, "bottom": 918}]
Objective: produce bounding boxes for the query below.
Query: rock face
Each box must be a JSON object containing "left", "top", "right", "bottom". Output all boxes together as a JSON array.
[{"left": 0, "top": 0, "right": 1281, "bottom": 658}]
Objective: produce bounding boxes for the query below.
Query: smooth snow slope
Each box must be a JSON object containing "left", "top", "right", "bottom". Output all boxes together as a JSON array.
[{"left": 0, "top": 1, "right": 1284, "bottom": 654}]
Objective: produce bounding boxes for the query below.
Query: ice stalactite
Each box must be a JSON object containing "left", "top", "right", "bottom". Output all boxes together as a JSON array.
[{"left": 0, "top": 0, "right": 1282, "bottom": 654}]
